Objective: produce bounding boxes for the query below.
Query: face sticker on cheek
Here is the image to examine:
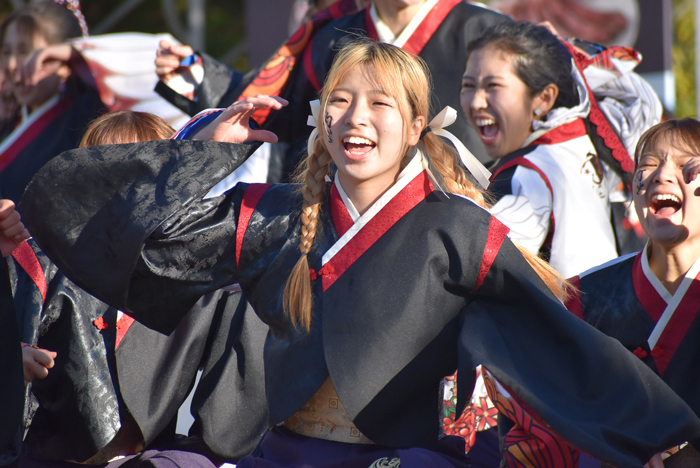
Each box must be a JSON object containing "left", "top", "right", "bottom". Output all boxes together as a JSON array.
[
  {"left": 324, "top": 113, "right": 333, "bottom": 143},
  {"left": 636, "top": 170, "right": 645, "bottom": 195}
]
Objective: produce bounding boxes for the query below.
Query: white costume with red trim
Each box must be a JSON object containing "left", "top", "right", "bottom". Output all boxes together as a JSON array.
[{"left": 488, "top": 53, "right": 661, "bottom": 278}]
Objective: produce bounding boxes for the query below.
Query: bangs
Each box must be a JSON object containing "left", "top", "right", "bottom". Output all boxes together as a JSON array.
[{"left": 635, "top": 119, "right": 700, "bottom": 167}]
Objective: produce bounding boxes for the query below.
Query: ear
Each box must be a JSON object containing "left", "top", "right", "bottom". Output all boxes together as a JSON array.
[
  {"left": 532, "top": 83, "right": 559, "bottom": 119},
  {"left": 408, "top": 115, "right": 426, "bottom": 146}
]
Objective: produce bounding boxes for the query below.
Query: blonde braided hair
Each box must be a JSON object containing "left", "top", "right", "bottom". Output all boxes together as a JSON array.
[{"left": 284, "top": 40, "right": 570, "bottom": 332}]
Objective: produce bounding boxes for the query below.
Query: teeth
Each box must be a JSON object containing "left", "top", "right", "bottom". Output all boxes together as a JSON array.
[
  {"left": 343, "top": 136, "right": 374, "bottom": 145},
  {"left": 475, "top": 118, "right": 495, "bottom": 127},
  {"left": 652, "top": 193, "right": 681, "bottom": 204}
]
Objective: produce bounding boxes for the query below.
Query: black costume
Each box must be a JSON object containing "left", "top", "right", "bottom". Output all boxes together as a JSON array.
[
  {"left": 19, "top": 139, "right": 700, "bottom": 467},
  {"left": 0, "top": 80, "right": 104, "bottom": 206},
  {"left": 5, "top": 239, "right": 268, "bottom": 464},
  {"left": 156, "top": 0, "right": 508, "bottom": 180}
]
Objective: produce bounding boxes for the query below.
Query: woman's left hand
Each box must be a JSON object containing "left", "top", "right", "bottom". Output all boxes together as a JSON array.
[
  {"left": 193, "top": 95, "right": 287, "bottom": 144},
  {"left": 643, "top": 452, "right": 664, "bottom": 468},
  {"left": 0, "top": 199, "right": 30, "bottom": 257}
]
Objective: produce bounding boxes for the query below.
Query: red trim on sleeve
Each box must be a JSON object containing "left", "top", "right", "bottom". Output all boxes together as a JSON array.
[
  {"left": 115, "top": 314, "right": 135, "bottom": 350},
  {"left": 330, "top": 184, "right": 354, "bottom": 237},
  {"left": 402, "top": 0, "right": 461, "bottom": 56},
  {"left": 303, "top": 40, "right": 322, "bottom": 92},
  {"left": 631, "top": 253, "right": 666, "bottom": 322},
  {"left": 474, "top": 217, "right": 510, "bottom": 292},
  {"left": 236, "top": 184, "right": 271, "bottom": 268},
  {"left": 565, "top": 276, "right": 583, "bottom": 319},
  {"left": 321, "top": 172, "right": 433, "bottom": 292},
  {"left": 0, "top": 96, "right": 73, "bottom": 171},
  {"left": 11, "top": 241, "right": 47, "bottom": 303},
  {"left": 490, "top": 157, "right": 556, "bottom": 253},
  {"left": 531, "top": 119, "right": 587, "bottom": 146}
]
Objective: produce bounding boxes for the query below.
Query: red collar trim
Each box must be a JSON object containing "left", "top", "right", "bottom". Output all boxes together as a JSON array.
[
  {"left": 365, "top": 0, "right": 461, "bottom": 55},
  {"left": 321, "top": 171, "right": 433, "bottom": 291},
  {"left": 530, "top": 119, "right": 587, "bottom": 146},
  {"left": 236, "top": 184, "right": 271, "bottom": 268},
  {"left": 403, "top": 0, "right": 461, "bottom": 55},
  {"left": 632, "top": 253, "right": 666, "bottom": 323},
  {"left": 11, "top": 241, "right": 47, "bottom": 303},
  {"left": 115, "top": 314, "right": 135, "bottom": 349},
  {"left": 0, "top": 96, "right": 73, "bottom": 172},
  {"left": 330, "top": 183, "right": 355, "bottom": 237},
  {"left": 652, "top": 277, "right": 700, "bottom": 376}
]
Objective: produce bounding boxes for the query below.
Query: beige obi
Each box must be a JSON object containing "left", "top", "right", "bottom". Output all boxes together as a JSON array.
[{"left": 283, "top": 377, "right": 374, "bottom": 444}]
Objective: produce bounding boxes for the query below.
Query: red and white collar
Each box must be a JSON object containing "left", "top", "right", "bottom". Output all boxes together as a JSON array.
[{"left": 369, "top": 0, "right": 440, "bottom": 46}]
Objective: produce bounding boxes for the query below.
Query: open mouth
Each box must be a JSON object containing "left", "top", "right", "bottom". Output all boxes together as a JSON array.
[
  {"left": 650, "top": 193, "right": 682, "bottom": 216},
  {"left": 474, "top": 118, "right": 498, "bottom": 142},
  {"left": 343, "top": 136, "right": 376, "bottom": 156}
]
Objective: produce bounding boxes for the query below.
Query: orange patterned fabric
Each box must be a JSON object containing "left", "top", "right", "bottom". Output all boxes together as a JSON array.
[
  {"left": 237, "top": 0, "right": 358, "bottom": 124},
  {"left": 482, "top": 371, "right": 580, "bottom": 468}
]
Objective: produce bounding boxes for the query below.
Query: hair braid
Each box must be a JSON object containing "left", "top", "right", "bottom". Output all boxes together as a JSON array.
[{"left": 283, "top": 143, "right": 332, "bottom": 331}]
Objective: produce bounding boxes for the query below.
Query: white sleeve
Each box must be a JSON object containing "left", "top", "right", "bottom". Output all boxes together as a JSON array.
[
  {"left": 490, "top": 166, "right": 552, "bottom": 255},
  {"left": 592, "top": 73, "right": 662, "bottom": 156},
  {"left": 203, "top": 143, "right": 271, "bottom": 199}
]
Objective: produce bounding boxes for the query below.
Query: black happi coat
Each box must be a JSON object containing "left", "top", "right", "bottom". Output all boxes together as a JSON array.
[
  {"left": 568, "top": 250, "right": 700, "bottom": 422},
  {"left": 19, "top": 138, "right": 700, "bottom": 467},
  {"left": 156, "top": 0, "right": 508, "bottom": 179},
  {"left": 6, "top": 239, "right": 268, "bottom": 463},
  {"left": 0, "top": 81, "right": 104, "bottom": 206}
]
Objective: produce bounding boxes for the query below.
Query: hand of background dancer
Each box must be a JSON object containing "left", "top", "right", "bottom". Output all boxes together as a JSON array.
[
  {"left": 0, "top": 199, "right": 30, "bottom": 257},
  {"left": 193, "top": 95, "right": 287, "bottom": 143},
  {"left": 683, "top": 156, "right": 700, "bottom": 184},
  {"left": 155, "top": 39, "right": 195, "bottom": 80},
  {"left": 21, "top": 43, "right": 75, "bottom": 86},
  {"left": 643, "top": 452, "right": 664, "bottom": 468},
  {"left": 22, "top": 345, "right": 57, "bottom": 384}
]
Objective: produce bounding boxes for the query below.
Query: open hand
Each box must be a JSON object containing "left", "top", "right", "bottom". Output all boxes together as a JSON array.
[
  {"left": 22, "top": 345, "right": 57, "bottom": 383},
  {"left": 193, "top": 95, "right": 288, "bottom": 144},
  {"left": 0, "top": 199, "right": 30, "bottom": 257},
  {"left": 156, "top": 39, "right": 195, "bottom": 80}
]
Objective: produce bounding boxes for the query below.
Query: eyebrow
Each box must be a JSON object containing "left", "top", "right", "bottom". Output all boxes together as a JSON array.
[
  {"left": 461, "top": 74, "right": 502, "bottom": 81},
  {"left": 332, "top": 87, "right": 392, "bottom": 97}
]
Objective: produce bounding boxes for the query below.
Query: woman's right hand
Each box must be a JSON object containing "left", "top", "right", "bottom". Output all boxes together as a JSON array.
[
  {"left": 21, "top": 43, "right": 75, "bottom": 87},
  {"left": 0, "top": 199, "right": 30, "bottom": 257},
  {"left": 155, "top": 39, "right": 195, "bottom": 81},
  {"left": 22, "top": 345, "right": 57, "bottom": 384},
  {"left": 193, "top": 95, "right": 288, "bottom": 144}
]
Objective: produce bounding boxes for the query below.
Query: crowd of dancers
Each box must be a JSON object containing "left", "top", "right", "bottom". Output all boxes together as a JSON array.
[{"left": 1, "top": 1, "right": 700, "bottom": 467}]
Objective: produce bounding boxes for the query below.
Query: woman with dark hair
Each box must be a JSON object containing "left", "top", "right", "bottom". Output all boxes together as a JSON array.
[
  {"left": 0, "top": 1, "right": 104, "bottom": 206},
  {"left": 461, "top": 21, "right": 660, "bottom": 278}
]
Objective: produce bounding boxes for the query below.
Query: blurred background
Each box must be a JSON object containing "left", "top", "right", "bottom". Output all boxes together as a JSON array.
[{"left": 0, "top": 0, "right": 696, "bottom": 118}]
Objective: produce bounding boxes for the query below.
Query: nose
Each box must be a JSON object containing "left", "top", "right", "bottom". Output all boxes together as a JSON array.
[
  {"left": 344, "top": 99, "right": 368, "bottom": 127},
  {"left": 470, "top": 88, "right": 487, "bottom": 111},
  {"left": 654, "top": 159, "right": 677, "bottom": 184}
]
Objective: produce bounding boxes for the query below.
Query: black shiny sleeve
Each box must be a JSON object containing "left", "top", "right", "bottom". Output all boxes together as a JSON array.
[
  {"left": 22, "top": 140, "right": 261, "bottom": 333},
  {"left": 154, "top": 52, "right": 244, "bottom": 117},
  {"left": 457, "top": 238, "right": 700, "bottom": 468}
]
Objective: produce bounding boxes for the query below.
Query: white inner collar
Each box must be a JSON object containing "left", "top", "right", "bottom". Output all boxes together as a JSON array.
[{"left": 370, "top": 0, "right": 439, "bottom": 47}]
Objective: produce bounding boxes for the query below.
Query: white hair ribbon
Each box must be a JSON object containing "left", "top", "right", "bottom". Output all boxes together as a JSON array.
[
  {"left": 307, "top": 100, "right": 321, "bottom": 158},
  {"left": 428, "top": 107, "right": 491, "bottom": 190}
]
